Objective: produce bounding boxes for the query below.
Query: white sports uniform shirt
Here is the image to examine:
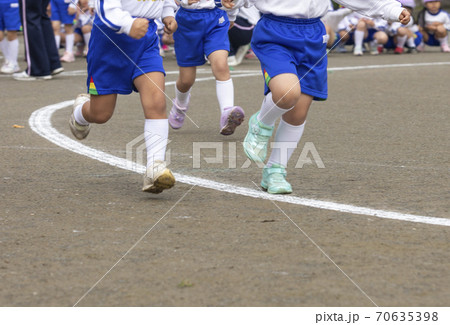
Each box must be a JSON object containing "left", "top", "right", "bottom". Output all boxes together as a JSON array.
[
  {"left": 227, "top": 0, "right": 404, "bottom": 22},
  {"left": 178, "top": 0, "right": 216, "bottom": 9},
  {"left": 424, "top": 10, "right": 450, "bottom": 30},
  {"left": 94, "top": 0, "right": 178, "bottom": 35}
]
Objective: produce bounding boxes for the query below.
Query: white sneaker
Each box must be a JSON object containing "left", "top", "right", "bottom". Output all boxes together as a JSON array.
[
  {"left": 227, "top": 55, "right": 238, "bottom": 66},
  {"left": 12, "top": 71, "right": 52, "bottom": 81},
  {"left": 142, "top": 160, "right": 175, "bottom": 193},
  {"left": 51, "top": 67, "right": 64, "bottom": 75},
  {"left": 353, "top": 46, "right": 363, "bottom": 56},
  {"left": 1, "top": 62, "right": 20, "bottom": 74},
  {"left": 69, "top": 94, "right": 91, "bottom": 140},
  {"left": 234, "top": 44, "right": 250, "bottom": 66}
]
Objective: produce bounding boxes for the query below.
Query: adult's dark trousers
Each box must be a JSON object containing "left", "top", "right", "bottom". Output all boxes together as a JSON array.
[{"left": 19, "top": 0, "right": 61, "bottom": 76}]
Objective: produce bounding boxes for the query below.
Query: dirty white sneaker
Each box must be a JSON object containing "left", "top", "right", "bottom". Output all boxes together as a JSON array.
[
  {"left": 69, "top": 94, "right": 91, "bottom": 140},
  {"left": 142, "top": 160, "right": 175, "bottom": 193}
]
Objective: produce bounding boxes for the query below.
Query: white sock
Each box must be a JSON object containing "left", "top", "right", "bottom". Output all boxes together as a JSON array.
[
  {"left": 144, "top": 119, "right": 169, "bottom": 167},
  {"left": 7, "top": 39, "right": 19, "bottom": 65},
  {"left": 66, "top": 33, "right": 74, "bottom": 54},
  {"left": 438, "top": 36, "right": 448, "bottom": 46},
  {"left": 1, "top": 38, "right": 9, "bottom": 63},
  {"left": 396, "top": 35, "right": 407, "bottom": 48},
  {"left": 216, "top": 79, "right": 234, "bottom": 114},
  {"left": 354, "top": 30, "right": 365, "bottom": 48},
  {"left": 407, "top": 37, "right": 416, "bottom": 48},
  {"left": 175, "top": 84, "right": 190, "bottom": 107},
  {"left": 55, "top": 35, "right": 61, "bottom": 49},
  {"left": 267, "top": 119, "right": 306, "bottom": 168},
  {"left": 257, "top": 92, "right": 293, "bottom": 127},
  {"left": 73, "top": 103, "right": 89, "bottom": 126},
  {"left": 83, "top": 32, "right": 91, "bottom": 49}
]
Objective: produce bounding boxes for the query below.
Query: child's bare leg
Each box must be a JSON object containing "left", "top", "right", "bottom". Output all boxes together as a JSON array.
[
  {"left": 81, "top": 94, "right": 117, "bottom": 124},
  {"left": 52, "top": 20, "right": 61, "bottom": 49},
  {"left": 169, "top": 67, "right": 196, "bottom": 129},
  {"left": 353, "top": 20, "right": 367, "bottom": 55},
  {"left": 435, "top": 25, "right": 450, "bottom": 51},
  {"left": 134, "top": 72, "right": 172, "bottom": 181},
  {"left": 134, "top": 72, "right": 167, "bottom": 119},
  {"left": 266, "top": 93, "right": 312, "bottom": 170},
  {"left": 209, "top": 50, "right": 230, "bottom": 81},
  {"left": 176, "top": 66, "right": 196, "bottom": 93}
]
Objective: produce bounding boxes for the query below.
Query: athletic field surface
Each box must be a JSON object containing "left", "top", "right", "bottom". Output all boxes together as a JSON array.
[{"left": 1, "top": 44, "right": 449, "bottom": 307}]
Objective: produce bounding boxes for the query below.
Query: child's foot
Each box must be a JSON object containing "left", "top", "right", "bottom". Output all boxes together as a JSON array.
[
  {"left": 220, "top": 106, "right": 245, "bottom": 135},
  {"left": 0, "top": 61, "right": 20, "bottom": 74},
  {"left": 69, "top": 94, "right": 91, "bottom": 140},
  {"left": 441, "top": 44, "right": 450, "bottom": 53},
  {"left": 142, "top": 160, "right": 175, "bottom": 194},
  {"left": 242, "top": 112, "right": 274, "bottom": 162},
  {"left": 261, "top": 164, "right": 292, "bottom": 194},
  {"left": 417, "top": 42, "right": 425, "bottom": 52},
  {"left": 406, "top": 47, "right": 417, "bottom": 54},
  {"left": 61, "top": 52, "right": 75, "bottom": 62},
  {"left": 394, "top": 46, "right": 404, "bottom": 54},
  {"left": 168, "top": 99, "right": 189, "bottom": 129},
  {"left": 353, "top": 46, "right": 363, "bottom": 56}
]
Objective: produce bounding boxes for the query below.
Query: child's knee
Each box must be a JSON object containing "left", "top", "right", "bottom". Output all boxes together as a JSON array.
[
  {"left": 272, "top": 88, "right": 301, "bottom": 109},
  {"left": 91, "top": 111, "right": 113, "bottom": 124}
]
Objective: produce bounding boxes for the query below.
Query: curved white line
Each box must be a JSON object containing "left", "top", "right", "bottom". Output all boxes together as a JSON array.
[{"left": 29, "top": 101, "right": 450, "bottom": 227}]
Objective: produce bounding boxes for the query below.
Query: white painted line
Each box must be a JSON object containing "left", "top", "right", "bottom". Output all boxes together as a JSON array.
[{"left": 29, "top": 101, "right": 450, "bottom": 227}]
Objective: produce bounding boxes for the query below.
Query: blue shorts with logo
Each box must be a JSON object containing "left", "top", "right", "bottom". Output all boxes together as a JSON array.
[
  {"left": 50, "top": 0, "right": 75, "bottom": 24},
  {"left": 174, "top": 7, "right": 230, "bottom": 67},
  {"left": 0, "top": 1, "right": 21, "bottom": 31},
  {"left": 86, "top": 16, "right": 164, "bottom": 95},
  {"left": 251, "top": 14, "right": 328, "bottom": 101}
]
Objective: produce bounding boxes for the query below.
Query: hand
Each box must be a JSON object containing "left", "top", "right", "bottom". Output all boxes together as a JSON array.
[
  {"left": 188, "top": 0, "right": 200, "bottom": 4},
  {"left": 129, "top": 18, "right": 149, "bottom": 39},
  {"left": 163, "top": 16, "right": 178, "bottom": 34},
  {"left": 398, "top": 9, "right": 411, "bottom": 25},
  {"left": 229, "top": 21, "right": 234, "bottom": 29},
  {"left": 221, "top": 0, "right": 235, "bottom": 9}
]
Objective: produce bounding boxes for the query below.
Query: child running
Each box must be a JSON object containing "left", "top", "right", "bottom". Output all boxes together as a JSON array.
[
  {"left": 222, "top": 0, "right": 410, "bottom": 194},
  {"left": 169, "top": 0, "right": 245, "bottom": 136},
  {"left": 69, "top": 0, "right": 178, "bottom": 194}
]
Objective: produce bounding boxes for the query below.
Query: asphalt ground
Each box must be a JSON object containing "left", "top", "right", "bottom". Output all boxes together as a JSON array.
[{"left": 0, "top": 42, "right": 449, "bottom": 307}]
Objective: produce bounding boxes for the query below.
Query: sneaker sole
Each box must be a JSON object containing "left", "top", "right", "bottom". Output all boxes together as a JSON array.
[
  {"left": 220, "top": 108, "right": 245, "bottom": 136},
  {"left": 142, "top": 169, "right": 175, "bottom": 193}
]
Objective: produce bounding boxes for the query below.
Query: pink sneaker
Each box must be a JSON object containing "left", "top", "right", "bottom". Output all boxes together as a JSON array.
[
  {"left": 441, "top": 44, "right": 450, "bottom": 53},
  {"left": 60, "top": 52, "right": 75, "bottom": 62},
  {"left": 168, "top": 98, "right": 189, "bottom": 129},
  {"left": 220, "top": 106, "right": 245, "bottom": 136}
]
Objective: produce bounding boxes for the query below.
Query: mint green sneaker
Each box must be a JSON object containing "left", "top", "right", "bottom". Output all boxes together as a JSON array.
[
  {"left": 243, "top": 112, "right": 274, "bottom": 162},
  {"left": 261, "top": 164, "right": 292, "bottom": 194}
]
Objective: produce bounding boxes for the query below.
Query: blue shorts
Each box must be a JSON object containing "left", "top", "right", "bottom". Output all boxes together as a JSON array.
[
  {"left": 0, "top": 1, "right": 21, "bottom": 31},
  {"left": 425, "top": 33, "right": 440, "bottom": 47},
  {"left": 251, "top": 14, "right": 328, "bottom": 101},
  {"left": 173, "top": 7, "right": 230, "bottom": 67},
  {"left": 346, "top": 28, "right": 378, "bottom": 45},
  {"left": 86, "top": 17, "right": 164, "bottom": 95},
  {"left": 50, "top": 0, "right": 75, "bottom": 24}
]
